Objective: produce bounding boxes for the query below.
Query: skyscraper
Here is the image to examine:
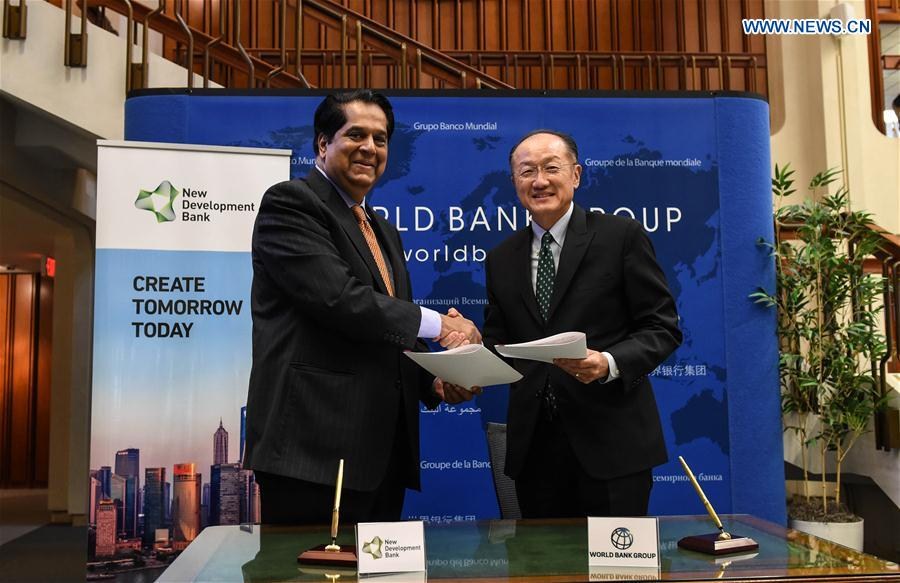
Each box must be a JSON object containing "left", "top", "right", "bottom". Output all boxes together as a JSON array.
[
  {"left": 201, "top": 483, "right": 210, "bottom": 529},
  {"left": 143, "top": 468, "right": 166, "bottom": 548},
  {"left": 172, "top": 463, "right": 201, "bottom": 550},
  {"left": 213, "top": 419, "right": 228, "bottom": 465},
  {"left": 124, "top": 476, "right": 138, "bottom": 538},
  {"left": 250, "top": 479, "right": 261, "bottom": 524},
  {"left": 210, "top": 463, "right": 242, "bottom": 525},
  {"left": 239, "top": 469, "right": 260, "bottom": 524},
  {"left": 209, "top": 469, "right": 218, "bottom": 525},
  {"left": 110, "top": 473, "right": 127, "bottom": 536},
  {"left": 114, "top": 449, "right": 139, "bottom": 484},
  {"left": 98, "top": 466, "right": 112, "bottom": 498},
  {"left": 89, "top": 474, "right": 101, "bottom": 525},
  {"left": 114, "top": 448, "right": 140, "bottom": 538},
  {"left": 239, "top": 406, "right": 247, "bottom": 465},
  {"left": 96, "top": 499, "right": 117, "bottom": 557},
  {"left": 164, "top": 481, "right": 171, "bottom": 525}
]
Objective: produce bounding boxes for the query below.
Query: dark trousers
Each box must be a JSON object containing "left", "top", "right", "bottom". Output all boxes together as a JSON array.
[
  {"left": 514, "top": 413, "right": 653, "bottom": 518},
  {"left": 256, "top": 421, "right": 410, "bottom": 525}
]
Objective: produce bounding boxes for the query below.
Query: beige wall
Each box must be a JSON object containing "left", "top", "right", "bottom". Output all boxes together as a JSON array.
[
  {"left": 0, "top": 0, "right": 214, "bottom": 140},
  {"left": 767, "top": 0, "right": 900, "bottom": 508},
  {"left": 768, "top": 0, "right": 900, "bottom": 231}
]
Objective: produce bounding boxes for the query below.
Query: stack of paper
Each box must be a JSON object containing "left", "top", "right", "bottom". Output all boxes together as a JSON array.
[
  {"left": 496, "top": 332, "right": 587, "bottom": 363},
  {"left": 405, "top": 344, "right": 522, "bottom": 389}
]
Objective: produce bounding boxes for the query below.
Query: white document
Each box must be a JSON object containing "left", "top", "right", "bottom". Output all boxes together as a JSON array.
[
  {"left": 405, "top": 344, "right": 522, "bottom": 389},
  {"left": 496, "top": 331, "right": 587, "bottom": 363}
]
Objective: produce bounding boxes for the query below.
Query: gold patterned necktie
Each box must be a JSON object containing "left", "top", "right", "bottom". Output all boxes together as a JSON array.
[{"left": 351, "top": 204, "right": 395, "bottom": 297}]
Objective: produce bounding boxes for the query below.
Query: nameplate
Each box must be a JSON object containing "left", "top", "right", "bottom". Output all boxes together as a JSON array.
[
  {"left": 356, "top": 521, "right": 426, "bottom": 575},
  {"left": 587, "top": 517, "right": 660, "bottom": 568}
]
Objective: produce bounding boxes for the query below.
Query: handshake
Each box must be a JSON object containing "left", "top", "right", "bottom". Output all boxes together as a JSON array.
[
  {"left": 431, "top": 307, "right": 484, "bottom": 404},
  {"left": 434, "top": 307, "right": 482, "bottom": 349}
]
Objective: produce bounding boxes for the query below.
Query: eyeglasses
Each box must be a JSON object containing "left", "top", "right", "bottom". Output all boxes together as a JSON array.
[{"left": 514, "top": 163, "right": 575, "bottom": 181}]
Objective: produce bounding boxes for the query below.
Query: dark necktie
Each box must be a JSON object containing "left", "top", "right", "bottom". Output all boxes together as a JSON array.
[
  {"left": 536, "top": 231, "right": 559, "bottom": 420},
  {"left": 536, "top": 231, "right": 556, "bottom": 320},
  {"left": 351, "top": 204, "right": 394, "bottom": 296}
]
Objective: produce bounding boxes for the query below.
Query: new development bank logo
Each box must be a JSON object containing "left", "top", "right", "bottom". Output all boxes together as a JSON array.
[
  {"left": 362, "top": 536, "right": 383, "bottom": 559},
  {"left": 134, "top": 180, "right": 179, "bottom": 223},
  {"left": 134, "top": 181, "right": 258, "bottom": 224}
]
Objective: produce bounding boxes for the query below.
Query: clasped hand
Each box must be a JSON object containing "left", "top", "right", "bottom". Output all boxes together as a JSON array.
[
  {"left": 431, "top": 307, "right": 482, "bottom": 403},
  {"left": 434, "top": 307, "right": 482, "bottom": 348}
]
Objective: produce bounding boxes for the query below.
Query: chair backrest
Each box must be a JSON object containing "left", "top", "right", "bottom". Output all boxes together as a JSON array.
[{"left": 485, "top": 422, "right": 521, "bottom": 519}]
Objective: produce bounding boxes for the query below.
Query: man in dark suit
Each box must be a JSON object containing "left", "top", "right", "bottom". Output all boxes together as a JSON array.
[
  {"left": 245, "top": 90, "right": 480, "bottom": 525},
  {"left": 483, "top": 130, "right": 682, "bottom": 518}
]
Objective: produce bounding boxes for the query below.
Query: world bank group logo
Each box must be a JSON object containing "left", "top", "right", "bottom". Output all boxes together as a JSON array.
[
  {"left": 362, "top": 535, "right": 383, "bottom": 559},
  {"left": 610, "top": 527, "right": 634, "bottom": 550},
  {"left": 135, "top": 180, "right": 179, "bottom": 223}
]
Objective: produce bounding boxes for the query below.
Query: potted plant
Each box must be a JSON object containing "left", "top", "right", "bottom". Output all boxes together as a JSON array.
[{"left": 751, "top": 164, "right": 888, "bottom": 551}]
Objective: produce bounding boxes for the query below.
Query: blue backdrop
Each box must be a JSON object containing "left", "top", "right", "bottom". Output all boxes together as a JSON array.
[{"left": 125, "top": 90, "right": 784, "bottom": 525}]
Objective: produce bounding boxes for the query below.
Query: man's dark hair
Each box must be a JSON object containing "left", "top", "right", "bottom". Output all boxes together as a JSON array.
[
  {"left": 893, "top": 94, "right": 900, "bottom": 110},
  {"left": 508, "top": 129, "right": 579, "bottom": 170},
  {"left": 313, "top": 90, "right": 395, "bottom": 155}
]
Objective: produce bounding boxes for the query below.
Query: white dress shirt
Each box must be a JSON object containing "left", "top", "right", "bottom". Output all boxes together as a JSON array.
[{"left": 530, "top": 203, "right": 619, "bottom": 382}]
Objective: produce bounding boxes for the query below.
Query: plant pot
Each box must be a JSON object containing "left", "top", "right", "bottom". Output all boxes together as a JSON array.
[{"left": 790, "top": 517, "right": 864, "bottom": 551}]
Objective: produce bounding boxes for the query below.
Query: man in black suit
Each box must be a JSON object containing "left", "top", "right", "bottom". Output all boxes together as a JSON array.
[
  {"left": 483, "top": 130, "right": 682, "bottom": 518},
  {"left": 245, "top": 90, "right": 480, "bottom": 525}
]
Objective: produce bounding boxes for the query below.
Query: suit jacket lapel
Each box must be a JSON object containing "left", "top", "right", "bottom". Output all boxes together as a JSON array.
[
  {"left": 370, "top": 209, "right": 409, "bottom": 299},
  {"left": 308, "top": 170, "right": 390, "bottom": 296},
  {"left": 513, "top": 228, "right": 543, "bottom": 326},
  {"left": 548, "top": 205, "right": 594, "bottom": 320}
]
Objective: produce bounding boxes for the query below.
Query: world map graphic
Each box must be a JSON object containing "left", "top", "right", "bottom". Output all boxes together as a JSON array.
[{"left": 234, "top": 114, "right": 730, "bottom": 516}]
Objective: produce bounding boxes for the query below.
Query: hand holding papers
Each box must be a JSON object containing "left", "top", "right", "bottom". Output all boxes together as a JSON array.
[
  {"left": 405, "top": 344, "right": 522, "bottom": 389},
  {"left": 496, "top": 331, "right": 587, "bottom": 363},
  {"left": 435, "top": 378, "right": 481, "bottom": 404}
]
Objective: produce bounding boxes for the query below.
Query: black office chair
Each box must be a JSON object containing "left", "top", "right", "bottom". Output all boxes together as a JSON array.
[{"left": 485, "top": 422, "right": 522, "bottom": 519}]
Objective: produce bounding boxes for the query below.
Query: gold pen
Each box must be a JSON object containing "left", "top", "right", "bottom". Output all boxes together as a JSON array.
[
  {"left": 678, "top": 455, "right": 731, "bottom": 540},
  {"left": 326, "top": 459, "right": 344, "bottom": 552}
]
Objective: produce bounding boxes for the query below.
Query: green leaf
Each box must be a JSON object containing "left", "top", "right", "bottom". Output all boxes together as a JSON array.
[{"left": 763, "top": 164, "right": 889, "bottom": 499}]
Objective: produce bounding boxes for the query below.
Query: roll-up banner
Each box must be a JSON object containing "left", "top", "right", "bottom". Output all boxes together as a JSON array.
[{"left": 90, "top": 141, "right": 289, "bottom": 562}]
